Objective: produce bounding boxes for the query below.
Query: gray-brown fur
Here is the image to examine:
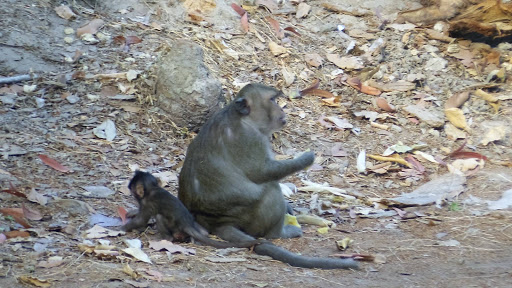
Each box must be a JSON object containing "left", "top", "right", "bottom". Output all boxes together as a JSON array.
[
  {"left": 122, "top": 170, "right": 262, "bottom": 249},
  {"left": 178, "top": 83, "right": 358, "bottom": 269}
]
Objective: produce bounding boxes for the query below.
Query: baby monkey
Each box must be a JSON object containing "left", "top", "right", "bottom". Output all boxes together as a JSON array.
[{"left": 122, "top": 170, "right": 262, "bottom": 248}]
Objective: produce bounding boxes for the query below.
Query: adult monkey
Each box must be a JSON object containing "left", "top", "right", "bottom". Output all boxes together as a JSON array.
[{"left": 178, "top": 83, "right": 358, "bottom": 269}]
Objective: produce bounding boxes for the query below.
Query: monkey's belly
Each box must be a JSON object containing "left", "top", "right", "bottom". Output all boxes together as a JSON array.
[{"left": 242, "top": 184, "right": 286, "bottom": 238}]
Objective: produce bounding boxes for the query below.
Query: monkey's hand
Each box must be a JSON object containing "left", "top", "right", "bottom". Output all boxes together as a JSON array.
[
  {"left": 120, "top": 224, "right": 131, "bottom": 232},
  {"left": 293, "top": 151, "right": 315, "bottom": 168},
  {"left": 125, "top": 209, "right": 139, "bottom": 219}
]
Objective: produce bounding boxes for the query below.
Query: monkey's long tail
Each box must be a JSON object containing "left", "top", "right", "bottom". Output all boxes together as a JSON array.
[{"left": 253, "top": 243, "right": 359, "bottom": 270}]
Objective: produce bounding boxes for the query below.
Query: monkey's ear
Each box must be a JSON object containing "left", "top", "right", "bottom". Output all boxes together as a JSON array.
[
  {"left": 234, "top": 98, "right": 250, "bottom": 115},
  {"left": 156, "top": 177, "right": 163, "bottom": 187}
]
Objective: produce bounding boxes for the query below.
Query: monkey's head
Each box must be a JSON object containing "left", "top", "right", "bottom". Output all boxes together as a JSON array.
[
  {"left": 128, "top": 170, "right": 160, "bottom": 201},
  {"left": 234, "top": 83, "right": 286, "bottom": 135}
]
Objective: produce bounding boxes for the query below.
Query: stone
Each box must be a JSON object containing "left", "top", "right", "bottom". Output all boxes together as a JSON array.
[
  {"left": 155, "top": 40, "right": 224, "bottom": 130},
  {"left": 403, "top": 104, "right": 444, "bottom": 128}
]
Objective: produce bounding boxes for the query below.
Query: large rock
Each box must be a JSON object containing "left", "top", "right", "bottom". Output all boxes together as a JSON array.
[{"left": 155, "top": 40, "right": 224, "bottom": 130}]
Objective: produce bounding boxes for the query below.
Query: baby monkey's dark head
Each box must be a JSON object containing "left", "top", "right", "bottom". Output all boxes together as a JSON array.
[{"left": 128, "top": 170, "right": 160, "bottom": 201}]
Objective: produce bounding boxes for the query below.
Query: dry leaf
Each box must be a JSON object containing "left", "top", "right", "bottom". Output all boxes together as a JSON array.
[
  {"left": 450, "top": 158, "right": 482, "bottom": 173},
  {"left": 299, "top": 180, "right": 355, "bottom": 199},
  {"left": 125, "top": 36, "right": 142, "bottom": 45},
  {"left": 231, "top": 3, "right": 246, "bottom": 16},
  {"left": 336, "top": 237, "right": 353, "bottom": 250},
  {"left": 405, "top": 155, "right": 425, "bottom": 173},
  {"left": 37, "top": 256, "right": 65, "bottom": 268},
  {"left": 149, "top": 240, "right": 196, "bottom": 255},
  {"left": 425, "top": 29, "right": 454, "bottom": 42},
  {"left": 450, "top": 151, "right": 487, "bottom": 160},
  {"left": 54, "top": 5, "right": 76, "bottom": 20},
  {"left": 374, "top": 254, "right": 387, "bottom": 264},
  {"left": 303, "top": 89, "right": 334, "bottom": 98},
  {"left": 265, "top": 17, "right": 284, "bottom": 39},
  {"left": 304, "top": 53, "right": 323, "bottom": 67},
  {"left": 296, "top": 3, "right": 311, "bottom": 18},
  {"left": 284, "top": 27, "right": 301, "bottom": 36},
  {"left": 376, "top": 97, "right": 395, "bottom": 112},
  {"left": 445, "top": 91, "right": 470, "bottom": 108},
  {"left": 256, "top": 0, "right": 278, "bottom": 13},
  {"left": 321, "top": 97, "right": 341, "bottom": 107},
  {"left": 240, "top": 12, "right": 249, "bottom": 33},
  {"left": 0, "top": 207, "right": 31, "bottom": 228},
  {"left": 269, "top": 42, "right": 287, "bottom": 56},
  {"left": 27, "top": 189, "right": 48, "bottom": 206},
  {"left": 445, "top": 108, "right": 469, "bottom": 131},
  {"left": 150, "top": 22, "right": 162, "bottom": 30},
  {"left": 22, "top": 203, "right": 42, "bottom": 221},
  {"left": 18, "top": 276, "right": 51, "bottom": 288},
  {"left": 353, "top": 110, "right": 382, "bottom": 122},
  {"left": 451, "top": 49, "right": 474, "bottom": 67},
  {"left": 444, "top": 123, "right": 466, "bottom": 140},
  {"left": 118, "top": 206, "right": 128, "bottom": 224},
  {"left": 85, "top": 225, "right": 125, "bottom": 238},
  {"left": 1, "top": 182, "right": 26, "bottom": 198},
  {"left": 326, "top": 54, "right": 364, "bottom": 69},
  {"left": 370, "top": 122, "right": 389, "bottom": 130},
  {"left": 126, "top": 70, "right": 139, "bottom": 82},
  {"left": 123, "top": 264, "right": 141, "bottom": 280},
  {"left": 368, "top": 162, "right": 391, "bottom": 174},
  {"left": 300, "top": 80, "right": 320, "bottom": 95},
  {"left": 113, "top": 35, "right": 126, "bottom": 45},
  {"left": 368, "top": 154, "right": 412, "bottom": 168},
  {"left": 480, "top": 126, "right": 506, "bottom": 146},
  {"left": 38, "top": 154, "right": 71, "bottom": 173},
  {"left": 280, "top": 183, "right": 296, "bottom": 197},
  {"left": 347, "top": 77, "right": 381, "bottom": 96},
  {"left": 296, "top": 214, "right": 334, "bottom": 227},
  {"left": 449, "top": 142, "right": 488, "bottom": 160},
  {"left": 143, "top": 269, "right": 163, "bottom": 282},
  {"left": 319, "top": 115, "right": 353, "bottom": 130},
  {"left": 317, "top": 227, "right": 329, "bottom": 234},
  {"left": 281, "top": 67, "right": 295, "bottom": 86},
  {"left": 82, "top": 185, "right": 115, "bottom": 198},
  {"left": 5, "top": 230, "right": 31, "bottom": 238},
  {"left": 403, "top": 105, "right": 444, "bottom": 127},
  {"left": 93, "top": 120, "right": 117, "bottom": 141},
  {"left": 186, "top": 12, "right": 204, "bottom": 23},
  {"left": 123, "top": 247, "right": 152, "bottom": 264},
  {"left": 23, "top": 84, "right": 37, "bottom": 93},
  {"left": 77, "top": 19, "right": 105, "bottom": 37},
  {"left": 348, "top": 29, "right": 377, "bottom": 39},
  {"left": 473, "top": 89, "right": 498, "bottom": 102},
  {"left": 367, "top": 79, "right": 415, "bottom": 92}
]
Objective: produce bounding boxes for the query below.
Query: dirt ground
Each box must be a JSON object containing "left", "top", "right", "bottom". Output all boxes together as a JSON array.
[{"left": 1, "top": 0, "right": 512, "bottom": 287}]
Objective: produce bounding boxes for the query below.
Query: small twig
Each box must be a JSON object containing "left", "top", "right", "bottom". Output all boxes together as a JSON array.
[{"left": 0, "top": 74, "right": 37, "bottom": 84}]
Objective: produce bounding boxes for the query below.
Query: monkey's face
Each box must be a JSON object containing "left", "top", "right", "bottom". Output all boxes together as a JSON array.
[
  {"left": 258, "top": 91, "right": 286, "bottom": 133},
  {"left": 130, "top": 182, "right": 146, "bottom": 201},
  {"left": 236, "top": 85, "right": 286, "bottom": 135},
  {"left": 128, "top": 170, "right": 159, "bottom": 202}
]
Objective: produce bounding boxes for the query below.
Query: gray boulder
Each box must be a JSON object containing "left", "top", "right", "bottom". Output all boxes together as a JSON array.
[{"left": 155, "top": 40, "right": 224, "bottom": 131}]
